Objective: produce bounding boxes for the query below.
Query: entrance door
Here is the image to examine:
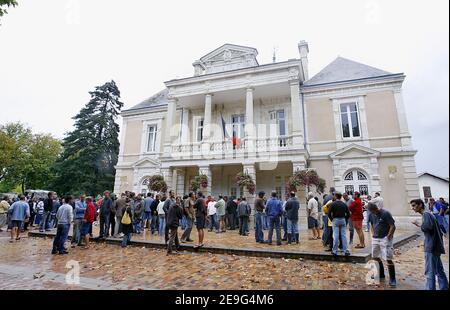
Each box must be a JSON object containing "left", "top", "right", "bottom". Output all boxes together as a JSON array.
[{"left": 343, "top": 170, "right": 370, "bottom": 197}]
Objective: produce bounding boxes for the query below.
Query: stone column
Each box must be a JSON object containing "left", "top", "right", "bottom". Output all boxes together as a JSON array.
[
  {"left": 164, "top": 97, "right": 177, "bottom": 154},
  {"left": 198, "top": 165, "right": 212, "bottom": 196},
  {"left": 245, "top": 87, "right": 256, "bottom": 154},
  {"left": 203, "top": 94, "right": 213, "bottom": 140},
  {"left": 243, "top": 163, "right": 256, "bottom": 224},
  {"left": 290, "top": 79, "right": 305, "bottom": 147},
  {"left": 393, "top": 88, "right": 413, "bottom": 150},
  {"left": 292, "top": 161, "right": 307, "bottom": 228},
  {"left": 180, "top": 108, "right": 190, "bottom": 144},
  {"left": 176, "top": 168, "right": 186, "bottom": 196},
  {"left": 160, "top": 167, "right": 173, "bottom": 193}
]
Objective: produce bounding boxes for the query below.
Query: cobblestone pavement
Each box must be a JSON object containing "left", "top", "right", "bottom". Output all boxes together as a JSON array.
[
  {"left": 33, "top": 224, "right": 420, "bottom": 254},
  {"left": 0, "top": 229, "right": 448, "bottom": 290}
]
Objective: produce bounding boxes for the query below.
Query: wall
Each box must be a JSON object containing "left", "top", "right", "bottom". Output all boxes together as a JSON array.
[
  {"left": 377, "top": 156, "right": 409, "bottom": 216},
  {"left": 123, "top": 120, "right": 143, "bottom": 155},
  {"left": 365, "top": 91, "right": 401, "bottom": 138},
  {"left": 305, "top": 97, "right": 336, "bottom": 143}
]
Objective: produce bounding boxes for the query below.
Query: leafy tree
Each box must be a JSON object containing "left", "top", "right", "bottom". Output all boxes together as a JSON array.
[
  {"left": 0, "top": 122, "right": 61, "bottom": 193},
  {"left": 0, "top": 0, "right": 18, "bottom": 21},
  {"left": 51, "top": 80, "right": 124, "bottom": 196}
]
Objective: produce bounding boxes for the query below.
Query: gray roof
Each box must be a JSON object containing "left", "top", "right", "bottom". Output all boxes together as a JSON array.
[
  {"left": 124, "top": 89, "right": 169, "bottom": 112},
  {"left": 417, "top": 172, "right": 449, "bottom": 182},
  {"left": 304, "top": 57, "right": 394, "bottom": 86}
]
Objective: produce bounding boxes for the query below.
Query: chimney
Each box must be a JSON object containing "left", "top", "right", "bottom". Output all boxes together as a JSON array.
[{"left": 298, "top": 40, "right": 309, "bottom": 81}]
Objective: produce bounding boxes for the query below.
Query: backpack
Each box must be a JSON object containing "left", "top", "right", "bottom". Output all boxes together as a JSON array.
[{"left": 121, "top": 210, "right": 131, "bottom": 225}]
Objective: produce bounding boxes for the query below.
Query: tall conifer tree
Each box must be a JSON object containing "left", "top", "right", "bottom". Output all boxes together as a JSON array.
[{"left": 52, "top": 80, "right": 123, "bottom": 196}]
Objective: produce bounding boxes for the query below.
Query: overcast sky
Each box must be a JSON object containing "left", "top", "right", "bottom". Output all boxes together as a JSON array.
[{"left": 0, "top": 0, "right": 448, "bottom": 177}]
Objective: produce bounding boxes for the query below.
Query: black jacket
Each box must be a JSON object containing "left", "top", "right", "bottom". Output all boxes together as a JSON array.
[
  {"left": 43, "top": 198, "right": 53, "bottom": 212},
  {"left": 285, "top": 197, "right": 300, "bottom": 220},
  {"left": 150, "top": 199, "right": 159, "bottom": 216},
  {"left": 166, "top": 205, "right": 183, "bottom": 228},
  {"left": 226, "top": 200, "right": 238, "bottom": 215}
]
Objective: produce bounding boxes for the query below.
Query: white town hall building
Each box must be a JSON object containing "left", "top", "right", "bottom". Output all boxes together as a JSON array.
[{"left": 113, "top": 41, "right": 420, "bottom": 226}]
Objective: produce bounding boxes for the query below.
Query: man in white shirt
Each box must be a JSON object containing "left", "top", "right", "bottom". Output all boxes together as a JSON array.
[
  {"left": 307, "top": 192, "right": 321, "bottom": 240},
  {"left": 207, "top": 197, "right": 218, "bottom": 233},
  {"left": 372, "top": 192, "right": 384, "bottom": 210}
]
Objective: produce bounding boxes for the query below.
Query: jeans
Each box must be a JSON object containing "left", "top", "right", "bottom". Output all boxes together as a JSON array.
[
  {"left": 71, "top": 219, "right": 83, "bottom": 244},
  {"left": 167, "top": 226, "right": 180, "bottom": 253},
  {"left": 209, "top": 214, "right": 219, "bottom": 232},
  {"left": 227, "top": 213, "right": 236, "bottom": 230},
  {"left": 425, "top": 252, "right": 449, "bottom": 290},
  {"left": 267, "top": 216, "right": 281, "bottom": 243},
  {"left": 34, "top": 214, "right": 42, "bottom": 226},
  {"left": 109, "top": 213, "right": 116, "bottom": 235},
  {"left": 49, "top": 213, "right": 57, "bottom": 228},
  {"left": 142, "top": 211, "right": 151, "bottom": 228},
  {"left": 40, "top": 211, "right": 51, "bottom": 231},
  {"left": 262, "top": 213, "right": 268, "bottom": 230},
  {"left": 114, "top": 215, "right": 122, "bottom": 236},
  {"left": 181, "top": 217, "right": 194, "bottom": 241},
  {"left": 444, "top": 215, "right": 449, "bottom": 235},
  {"left": 348, "top": 218, "right": 354, "bottom": 243},
  {"left": 286, "top": 219, "right": 299, "bottom": 235},
  {"left": 151, "top": 215, "right": 158, "bottom": 233},
  {"left": 181, "top": 215, "right": 187, "bottom": 230},
  {"left": 99, "top": 213, "right": 110, "bottom": 237},
  {"left": 255, "top": 212, "right": 264, "bottom": 242},
  {"left": 332, "top": 218, "right": 349, "bottom": 254},
  {"left": 158, "top": 215, "right": 165, "bottom": 236},
  {"left": 322, "top": 215, "right": 329, "bottom": 245},
  {"left": 133, "top": 219, "right": 141, "bottom": 234},
  {"left": 239, "top": 216, "right": 249, "bottom": 235},
  {"left": 121, "top": 232, "right": 131, "bottom": 247},
  {"left": 52, "top": 223, "right": 70, "bottom": 253},
  {"left": 282, "top": 215, "right": 288, "bottom": 239}
]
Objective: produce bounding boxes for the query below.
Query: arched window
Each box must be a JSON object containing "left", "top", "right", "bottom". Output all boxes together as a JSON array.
[{"left": 342, "top": 170, "right": 369, "bottom": 196}]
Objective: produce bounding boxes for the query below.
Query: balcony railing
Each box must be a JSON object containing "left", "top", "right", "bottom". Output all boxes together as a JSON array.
[{"left": 169, "top": 135, "right": 293, "bottom": 158}]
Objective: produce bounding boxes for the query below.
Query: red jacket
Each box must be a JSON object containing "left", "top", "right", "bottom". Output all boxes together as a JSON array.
[
  {"left": 84, "top": 202, "right": 96, "bottom": 223},
  {"left": 349, "top": 198, "right": 364, "bottom": 221}
]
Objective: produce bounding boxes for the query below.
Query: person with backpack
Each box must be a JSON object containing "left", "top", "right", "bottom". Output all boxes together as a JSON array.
[
  {"left": 132, "top": 194, "right": 144, "bottom": 234},
  {"left": 237, "top": 197, "right": 251, "bottom": 236},
  {"left": 121, "top": 199, "right": 133, "bottom": 248},
  {"left": 285, "top": 192, "right": 300, "bottom": 244},
  {"left": 411, "top": 199, "right": 449, "bottom": 290}
]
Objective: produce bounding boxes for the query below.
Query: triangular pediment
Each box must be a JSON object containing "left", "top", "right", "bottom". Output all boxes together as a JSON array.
[
  {"left": 132, "top": 157, "right": 160, "bottom": 168},
  {"left": 329, "top": 144, "right": 380, "bottom": 159},
  {"left": 200, "top": 44, "right": 258, "bottom": 63}
]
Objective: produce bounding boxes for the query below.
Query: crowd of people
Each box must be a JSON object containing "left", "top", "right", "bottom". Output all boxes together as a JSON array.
[{"left": 0, "top": 188, "right": 448, "bottom": 290}]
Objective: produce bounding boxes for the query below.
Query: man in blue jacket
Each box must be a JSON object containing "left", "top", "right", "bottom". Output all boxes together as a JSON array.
[
  {"left": 71, "top": 194, "right": 86, "bottom": 247},
  {"left": 265, "top": 191, "right": 283, "bottom": 245}
]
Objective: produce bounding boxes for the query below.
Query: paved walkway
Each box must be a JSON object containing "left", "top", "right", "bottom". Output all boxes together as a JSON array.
[{"left": 0, "top": 232, "right": 448, "bottom": 290}]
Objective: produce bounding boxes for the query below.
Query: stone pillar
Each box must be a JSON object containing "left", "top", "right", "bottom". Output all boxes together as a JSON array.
[
  {"left": 164, "top": 97, "right": 177, "bottom": 153},
  {"left": 198, "top": 165, "right": 212, "bottom": 196},
  {"left": 180, "top": 108, "right": 190, "bottom": 144},
  {"left": 243, "top": 163, "right": 256, "bottom": 223},
  {"left": 203, "top": 94, "right": 213, "bottom": 140},
  {"left": 393, "top": 88, "right": 413, "bottom": 150},
  {"left": 245, "top": 87, "right": 256, "bottom": 154},
  {"left": 290, "top": 80, "right": 305, "bottom": 147},
  {"left": 292, "top": 161, "right": 307, "bottom": 228},
  {"left": 176, "top": 168, "right": 186, "bottom": 196},
  {"left": 160, "top": 167, "right": 173, "bottom": 193}
]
